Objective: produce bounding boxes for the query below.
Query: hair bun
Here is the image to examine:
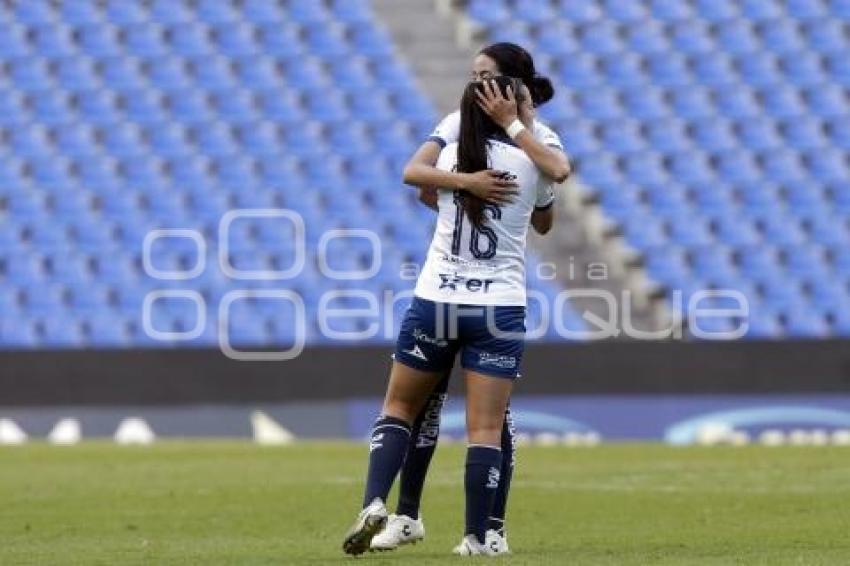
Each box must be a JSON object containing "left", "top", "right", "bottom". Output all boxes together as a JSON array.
[{"left": 531, "top": 75, "right": 554, "bottom": 105}]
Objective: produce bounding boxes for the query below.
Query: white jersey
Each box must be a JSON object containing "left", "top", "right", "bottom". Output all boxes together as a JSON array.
[
  {"left": 414, "top": 136, "right": 555, "bottom": 306},
  {"left": 428, "top": 110, "right": 564, "bottom": 150}
]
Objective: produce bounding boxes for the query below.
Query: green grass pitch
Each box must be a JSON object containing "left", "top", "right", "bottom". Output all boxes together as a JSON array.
[{"left": 2, "top": 442, "right": 850, "bottom": 565}]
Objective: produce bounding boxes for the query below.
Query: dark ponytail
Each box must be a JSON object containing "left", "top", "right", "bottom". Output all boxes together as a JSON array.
[
  {"left": 457, "top": 76, "right": 525, "bottom": 227},
  {"left": 479, "top": 42, "right": 554, "bottom": 106},
  {"left": 531, "top": 76, "right": 554, "bottom": 105}
]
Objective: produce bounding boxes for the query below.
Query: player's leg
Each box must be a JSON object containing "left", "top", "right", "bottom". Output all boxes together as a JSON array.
[
  {"left": 343, "top": 297, "right": 456, "bottom": 556},
  {"left": 453, "top": 303, "right": 525, "bottom": 555},
  {"left": 362, "top": 361, "right": 445, "bottom": 507},
  {"left": 397, "top": 371, "right": 449, "bottom": 519},
  {"left": 343, "top": 361, "right": 444, "bottom": 555},
  {"left": 455, "top": 369, "right": 512, "bottom": 555},
  {"left": 486, "top": 405, "right": 516, "bottom": 552},
  {"left": 371, "top": 371, "right": 450, "bottom": 550}
]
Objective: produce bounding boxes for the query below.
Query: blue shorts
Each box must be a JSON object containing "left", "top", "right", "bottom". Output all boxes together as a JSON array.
[{"left": 394, "top": 297, "right": 526, "bottom": 379}]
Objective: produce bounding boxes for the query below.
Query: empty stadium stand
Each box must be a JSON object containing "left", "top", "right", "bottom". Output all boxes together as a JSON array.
[
  {"left": 0, "top": 0, "right": 585, "bottom": 349},
  {"left": 464, "top": 0, "right": 850, "bottom": 338}
]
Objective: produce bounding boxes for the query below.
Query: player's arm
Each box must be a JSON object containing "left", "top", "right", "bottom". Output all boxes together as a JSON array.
[
  {"left": 417, "top": 186, "right": 439, "bottom": 211},
  {"left": 531, "top": 175, "right": 556, "bottom": 235},
  {"left": 476, "top": 81, "right": 571, "bottom": 183},
  {"left": 513, "top": 129, "right": 571, "bottom": 184},
  {"left": 402, "top": 141, "right": 519, "bottom": 205},
  {"left": 531, "top": 205, "right": 554, "bottom": 235}
]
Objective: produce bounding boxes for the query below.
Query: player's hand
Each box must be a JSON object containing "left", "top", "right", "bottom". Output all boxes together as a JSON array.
[
  {"left": 460, "top": 169, "right": 519, "bottom": 204},
  {"left": 476, "top": 79, "right": 518, "bottom": 130}
]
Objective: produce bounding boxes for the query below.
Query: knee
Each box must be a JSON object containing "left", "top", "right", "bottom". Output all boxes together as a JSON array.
[{"left": 381, "top": 399, "right": 418, "bottom": 425}]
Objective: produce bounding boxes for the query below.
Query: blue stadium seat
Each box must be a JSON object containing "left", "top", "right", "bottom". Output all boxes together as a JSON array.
[
  {"left": 736, "top": 117, "right": 782, "bottom": 150},
  {"left": 740, "top": 0, "right": 783, "bottom": 20},
  {"left": 782, "top": 116, "right": 827, "bottom": 150},
  {"left": 826, "top": 51, "right": 850, "bottom": 85},
  {"left": 147, "top": 56, "right": 191, "bottom": 90},
  {"left": 713, "top": 87, "right": 761, "bottom": 119},
  {"left": 781, "top": 52, "right": 827, "bottom": 85},
  {"left": 164, "top": 89, "right": 209, "bottom": 122},
  {"left": 9, "top": 57, "right": 53, "bottom": 91},
  {"left": 803, "top": 19, "right": 847, "bottom": 54},
  {"left": 558, "top": 53, "right": 601, "bottom": 88},
  {"left": 669, "top": 21, "right": 714, "bottom": 54},
  {"left": 235, "top": 56, "right": 282, "bottom": 90},
  {"left": 514, "top": 0, "right": 557, "bottom": 25},
  {"left": 647, "top": 0, "right": 692, "bottom": 21},
  {"left": 599, "top": 120, "right": 644, "bottom": 153},
  {"left": 537, "top": 23, "right": 580, "bottom": 56},
  {"left": 14, "top": 1, "right": 54, "bottom": 25},
  {"left": 623, "top": 20, "right": 668, "bottom": 53},
  {"left": 558, "top": 0, "right": 602, "bottom": 23},
  {"left": 693, "top": 0, "right": 740, "bottom": 21},
  {"left": 760, "top": 85, "right": 806, "bottom": 118},
  {"left": 188, "top": 55, "right": 236, "bottom": 90},
  {"left": 61, "top": 2, "right": 102, "bottom": 26},
  {"left": 804, "top": 83, "right": 846, "bottom": 117},
  {"left": 691, "top": 53, "right": 736, "bottom": 86},
  {"left": 667, "top": 151, "right": 715, "bottom": 185},
  {"left": 579, "top": 21, "right": 623, "bottom": 54},
  {"left": 32, "top": 24, "right": 76, "bottom": 57},
  {"left": 621, "top": 85, "right": 669, "bottom": 120},
  {"left": 602, "top": 0, "right": 648, "bottom": 22},
  {"left": 577, "top": 88, "right": 622, "bottom": 120},
  {"left": 690, "top": 118, "right": 738, "bottom": 152},
  {"left": 759, "top": 19, "right": 805, "bottom": 54},
  {"left": 167, "top": 23, "right": 213, "bottom": 56},
  {"left": 257, "top": 23, "right": 305, "bottom": 59},
  {"left": 147, "top": 0, "right": 191, "bottom": 23},
  {"left": 832, "top": 0, "right": 850, "bottom": 20},
  {"left": 74, "top": 89, "right": 120, "bottom": 124},
  {"left": 645, "top": 52, "right": 691, "bottom": 86},
  {"left": 120, "top": 90, "right": 165, "bottom": 124},
  {"left": 196, "top": 0, "right": 239, "bottom": 24},
  {"left": 786, "top": 0, "right": 828, "bottom": 19},
  {"left": 601, "top": 53, "right": 645, "bottom": 87},
  {"left": 213, "top": 23, "right": 259, "bottom": 57}
]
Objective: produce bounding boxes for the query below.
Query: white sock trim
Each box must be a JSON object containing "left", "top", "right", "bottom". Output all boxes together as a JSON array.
[
  {"left": 373, "top": 423, "right": 410, "bottom": 434},
  {"left": 467, "top": 444, "right": 502, "bottom": 451}
]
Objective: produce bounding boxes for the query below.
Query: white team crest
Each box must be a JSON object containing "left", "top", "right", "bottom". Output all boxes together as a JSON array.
[
  {"left": 370, "top": 433, "right": 384, "bottom": 452},
  {"left": 404, "top": 344, "right": 428, "bottom": 361},
  {"left": 487, "top": 466, "right": 501, "bottom": 489}
]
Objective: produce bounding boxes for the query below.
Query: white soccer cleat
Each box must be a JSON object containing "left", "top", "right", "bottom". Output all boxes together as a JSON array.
[
  {"left": 485, "top": 529, "right": 510, "bottom": 555},
  {"left": 452, "top": 534, "right": 498, "bottom": 556},
  {"left": 342, "top": 498, "right": 388, "bottom": 556},
  {"left": 370, "top": 513, "right": 425, "bottom": 550}
]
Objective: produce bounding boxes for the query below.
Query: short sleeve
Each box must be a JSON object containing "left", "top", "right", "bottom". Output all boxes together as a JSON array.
[
  {"left": 535, "top": 179, "right": 556, "bottom": 210},
  {"left": 435, "top": 142, "right": 458, "bottom": 172},
  {"left": 427, "top": 111, "right": 461, "bottom": 148},
  {"left": 532, "top": 121, "right": 564, "bottom": 150}
]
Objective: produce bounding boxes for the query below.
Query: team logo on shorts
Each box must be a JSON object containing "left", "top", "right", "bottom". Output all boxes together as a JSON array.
[
  {"left": 404, "top": 344, "right": 428, "bottom": 361},
  {"left": 478, "top": 352, "right": 517, "bottom": 369},
  {"left": 413, "top": 328, "right": 448, "bottom": 348}
]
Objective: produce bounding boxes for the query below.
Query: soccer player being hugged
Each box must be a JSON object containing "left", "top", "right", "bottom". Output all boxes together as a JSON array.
[
  {"left": 342, "top": 76, "right": 564, "bottom": 557},
  {"left": 371, "top": 43, "right": 570, "bottom": 555}
]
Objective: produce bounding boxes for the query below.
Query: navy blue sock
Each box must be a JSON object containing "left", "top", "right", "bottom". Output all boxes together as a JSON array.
[
  {"left": 363, "top": 415, "right": 411, "bottom": 508},
  {"left": 396, "top": 389, "right": 447, "bottom": 519},
  {"left": 489, "top": 407, "right": 516, "bottom": 534},
  {"left": 464, "top": 445, "right": 502, "bottom": 544}
]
